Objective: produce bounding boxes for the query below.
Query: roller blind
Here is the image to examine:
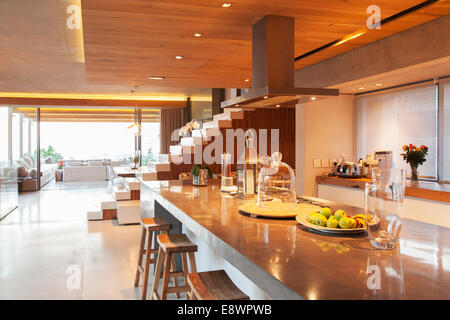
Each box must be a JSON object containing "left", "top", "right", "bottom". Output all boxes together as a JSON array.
[{"left": 355, "top": 84, "right": 437, "bottom": 179}]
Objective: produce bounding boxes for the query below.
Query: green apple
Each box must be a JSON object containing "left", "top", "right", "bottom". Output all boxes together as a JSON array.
[
  {"left": 327, "top": 217, "right": 338, "bottom": 228},
  {"left": 315, "top": 215, "right": 328, "bottom": 227},
  {"left": 307, "top": 212, "right": 319, "bottom": 223},
  {"left": 334, "top": 209, "right": 346, "bottom": 221},
  {"left": 319, "top": 207, "right": 332, "bottom": 219},
  {"left": 348, "top": 218, "right": 357, "bottom": 229},
  {"left": 338, "top": 216, "right": 353, "bottom": 229}
]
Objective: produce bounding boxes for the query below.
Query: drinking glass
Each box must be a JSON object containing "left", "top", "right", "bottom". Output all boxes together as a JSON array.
[{"left": 365, "top": 168, "right": 406, "bottom": 249}]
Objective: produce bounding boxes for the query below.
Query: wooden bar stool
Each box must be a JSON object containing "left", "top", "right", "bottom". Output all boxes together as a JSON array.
[
  {"left": 151, "top": 233, "right": 198, "bottom": 300},
  {"left": 134, "top": 217, "right": 180, "bottom": 300},
  {"left": 187, "top": 270, "right": 250, "bottom": 300}
]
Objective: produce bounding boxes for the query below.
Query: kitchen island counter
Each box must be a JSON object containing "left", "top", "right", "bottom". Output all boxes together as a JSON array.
[{"left": 141, "top": 180, "right": 450, "bottom": 300}]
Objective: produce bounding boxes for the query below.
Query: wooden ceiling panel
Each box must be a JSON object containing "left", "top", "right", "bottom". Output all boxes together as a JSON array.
[
  {"left": 81, "top": 0, "right": 450, "bottom": 88},
  {"left": 0, "top": 0, "right": 449, "bottom": 96}
]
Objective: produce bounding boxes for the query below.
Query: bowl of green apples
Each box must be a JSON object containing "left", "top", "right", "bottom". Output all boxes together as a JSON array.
[{"left": 296, "top": 207, "right": 377, "bottom": 235}]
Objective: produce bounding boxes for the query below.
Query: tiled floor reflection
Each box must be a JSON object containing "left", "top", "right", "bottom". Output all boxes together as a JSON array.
[{"left": 0, "top": 185, "right": 170, "bottom": 300}]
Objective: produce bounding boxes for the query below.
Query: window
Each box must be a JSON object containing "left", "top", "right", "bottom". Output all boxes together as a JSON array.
[
  {"left": 40, "top": 122, "right": 135, "bottom": 161},
  {"left": 0, "top": 108, "right": 9, "bottom": 163},
  {"left": 356, "top": 83, "right": 438, "bottom": 180},
  {"left": 443, "top": 81, "right": 450, "bottom": 182}
]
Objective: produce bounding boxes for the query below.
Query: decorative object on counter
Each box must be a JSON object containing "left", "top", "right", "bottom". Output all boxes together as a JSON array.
[
  {"left": 236, "top": 130, "right": 258, "bottom": 199},
  {"left": 239, "top": 201, "right": 320, "bottom": 219},
  {"left": 220, "top": 153, "right": 236, "bottom": 193},
  {"left": 336, "top": 161, "right": 364, "bottom": 178},
  {"left": 296, "top": 207, "right": 378, "bottom": 235},
  {"left": 57, "top": 160, "right": 64, "bottom": 170},
  {"left": 178, "top": 119, "right": 200, "bottom": 137},
  {"left": 191, "top": 165, "right": 212, "bottom": 187},
  {"left": 129, "top": 151, "right": 141, "bottom": 169},
  {"left": 401, "top": 144, "right": 428, "bottom": 182},
  {"left": 256, "top": 151, "right": 296, "bottom": 206},
  {"left": 373, "top": 150, "right": 393, "bottom": 169},
  {"left": 178, "top": 171, "right": 194, "bottom": 184},
  {"left": 366, "top": 168, "right": 406, "bottom": 249}
]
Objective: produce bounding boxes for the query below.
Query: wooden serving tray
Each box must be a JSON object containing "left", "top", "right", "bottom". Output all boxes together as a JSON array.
[{"left": 238, "top": 201, "right": 321, "bottom": 219}]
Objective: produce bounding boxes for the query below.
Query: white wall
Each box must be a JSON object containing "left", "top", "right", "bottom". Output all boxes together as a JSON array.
[
  {"left": 296, "top": 95, "right": 354, "bottom": 196},
  {"left": 318, "top": 184, "right": 450, "bottom": 228}
]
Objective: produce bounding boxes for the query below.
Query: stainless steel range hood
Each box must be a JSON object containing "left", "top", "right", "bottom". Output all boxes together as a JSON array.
[{"left": 221, "top": 15, "right": 339, "bottom": 109}]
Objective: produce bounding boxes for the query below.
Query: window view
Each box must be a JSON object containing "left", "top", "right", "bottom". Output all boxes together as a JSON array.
[
  {"left": 356, "top": 84, "right": 438, "bottom": 180},
  {"left": 40, "top": 122, "right": 136, "bottom": 161},
  {"left": 0, "top": 107, "right": 8, "bottom": 164},
  {"left": 141, "top": 121, "right": 160, "bottom": 166}
]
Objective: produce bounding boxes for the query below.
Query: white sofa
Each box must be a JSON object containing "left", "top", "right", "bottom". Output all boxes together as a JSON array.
[{"left": 63, "top": 163, "right": 108, "bottom": 182}]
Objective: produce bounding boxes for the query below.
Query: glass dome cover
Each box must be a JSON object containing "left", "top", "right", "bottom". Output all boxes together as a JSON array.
[{"left": 256, "top": 152, "right": 296, "bottom": 207}]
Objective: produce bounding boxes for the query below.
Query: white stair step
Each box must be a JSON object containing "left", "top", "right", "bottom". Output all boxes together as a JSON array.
[
  {"left": 158, "top": 154, "right": 169, "bottom": 162},
  {"left": 180, "top": 136, "right": 203, "bottom": 146},
  {"left": 203, "top": 128, "right": 221, "bottom": 137},
  {"left": 223, "top": 108, "right": 242, "bottom": 113},
  {"left": 170, "top": 145, "right": 182, "bottom": 155},
  {"left": 203, "top": 119, "right": 232, "bottom": 129},
  {"left": 100, "top": 194, "right": 115, "bottom": 208},
  {"left": 117, "top": 200, "right": 141, "bottom": 225},
  {"left": 213, "top": 111, "right": 244, "bottom": 122},
  {"left": 124, "top": 177, "right": 141, "bottom": 190},
  {"left": 136, "top": 170, "right": 158, "bottom": 181},
  {"left": 87, "top": 208, "right": 103, "bottom": 221},
  {"left": 147, "top": 162, "right": 171, "bottom": 172},
  {"left": 170, "top": 144, "right": 194, "bottom": 156},
  {"left": 101, "top": 198, "right": 117, "bottom": 210},
  {"left": 191, "top": 129, "right": 203, "bottom": 138},
  {"left": 113, "top": 185, "right": 130, "bottom": 201}
]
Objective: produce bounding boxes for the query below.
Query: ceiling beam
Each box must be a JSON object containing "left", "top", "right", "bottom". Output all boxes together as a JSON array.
[{"left": 0, "top": 97, "right": 186, "bottom": 108}]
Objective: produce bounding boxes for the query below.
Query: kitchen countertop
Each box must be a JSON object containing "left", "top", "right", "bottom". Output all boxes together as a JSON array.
[
  {"left": 141, "top": 180, "right": 450, "bottom": 299},
  {"left": 317, "top": 175, "right": 450, "bottom": 203}
]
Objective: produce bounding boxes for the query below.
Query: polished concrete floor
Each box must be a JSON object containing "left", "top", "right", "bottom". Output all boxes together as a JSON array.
[{"left": 0, "top": 184, "right": 171, "bottom": 300}]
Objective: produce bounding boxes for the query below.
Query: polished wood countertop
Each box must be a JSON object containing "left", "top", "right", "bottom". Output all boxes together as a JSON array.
[
  {"left": 317, "top": 175, "right": 450, "bottom": 203},
  {"left": 141, "top": 180, "right": 450, "bottom": 300}
]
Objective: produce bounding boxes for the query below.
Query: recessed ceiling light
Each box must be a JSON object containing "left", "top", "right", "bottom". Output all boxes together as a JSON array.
[
  {"left": 222, "top": 3, "right": 232, "bottom": 8},
  {"left": 375, "top": 83, "right": 382, "bottom": 86},
  {"left": 358, "top": 87, "right": 365, "bottom": 90},
  {"left": 235, "top": 104, "right": 240, "bottom": 107},
  {"left": 263, "top": 95, "right": 269, "bottom": 99},
  {"left": 175, "top": 56, "right": 184, "bottom": 60},
  {"left": 244, "top": 78, "right": 250, "bottom": 82},
  {"left": 194, "top": 33, "right": 203, "bottom": 37},
  {"left": 311, "top": 97, "right": 316, "bottom": 101},
  {"left": 148, "top": 76, "right": 165, "bottom": 80},
  {"left": 276, "top": 104, "right": 280, "bottom": 108}
]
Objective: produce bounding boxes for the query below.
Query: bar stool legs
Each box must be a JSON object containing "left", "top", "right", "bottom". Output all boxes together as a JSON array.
[
  {"left": 151, "top": 233, "right": 198, "bottom": 300},
  {"left": 134, "top": 218, "right": 175, "bottom": 300}
]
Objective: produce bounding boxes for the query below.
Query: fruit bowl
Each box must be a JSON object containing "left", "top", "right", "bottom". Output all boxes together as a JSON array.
[{"left": 296, "top": 210, "right": 378, "bottom": 235}]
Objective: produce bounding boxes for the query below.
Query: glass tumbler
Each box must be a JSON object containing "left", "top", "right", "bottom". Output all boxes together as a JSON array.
[{"left": 365, "top": 168, "right": 406, "bottom": 249}]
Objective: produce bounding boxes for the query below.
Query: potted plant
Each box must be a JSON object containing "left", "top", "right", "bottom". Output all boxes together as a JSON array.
[
  {"left": 401, "top": 144, "right": 428, "bottom": 182},
  {"left": 129, "top": 152, "right": 141, "bottom": 169},
  {"left": 191, "top": 164, "right": 213, "bottom": 187}
]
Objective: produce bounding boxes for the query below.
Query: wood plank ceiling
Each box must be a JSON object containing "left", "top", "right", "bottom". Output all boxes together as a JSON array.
[{"left": 0, "top": 0, "right": 449, "bottom": 96}]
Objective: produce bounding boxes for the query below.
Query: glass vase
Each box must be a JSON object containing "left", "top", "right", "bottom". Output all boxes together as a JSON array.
[{"left": 410, "top": 163, "right": 418, "bottom": 182}]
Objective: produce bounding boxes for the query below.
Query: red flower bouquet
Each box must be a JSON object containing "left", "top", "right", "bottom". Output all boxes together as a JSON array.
[{"left": 401, "top": 144, "right": 428, "bottom": 182}]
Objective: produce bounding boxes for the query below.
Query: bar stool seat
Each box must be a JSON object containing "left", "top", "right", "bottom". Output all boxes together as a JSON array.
[
  {"left": 151, "top": 233, "right": 198, "bottom": 300},
  {"left": 158, "top": 233, "right": 198, "bottom": 253},
  {"left": 141, "top": 217, "right": 171, "bottom": 231},
  {"left": 187, "top": 270, "right": 250, "bottom": 300},
  {"left": 134, "top": 217, "right": 176, "bottom": 300}
]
